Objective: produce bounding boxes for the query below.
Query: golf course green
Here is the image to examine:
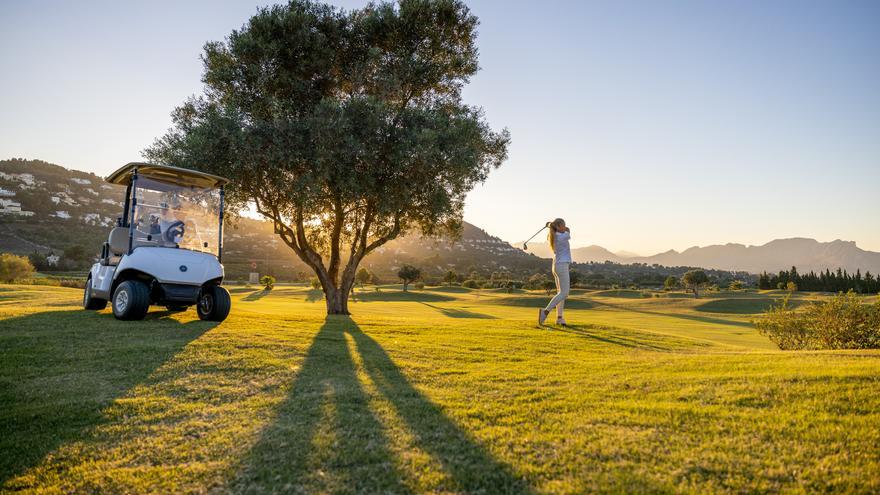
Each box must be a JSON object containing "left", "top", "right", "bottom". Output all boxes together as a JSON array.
[{"left": 1, "top": 284, "right": 877, "bottom": 493}]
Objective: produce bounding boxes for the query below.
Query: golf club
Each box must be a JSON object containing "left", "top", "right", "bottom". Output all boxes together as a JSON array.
[{"left": 522, "top": 224, "right": 549, "bottom": 250}]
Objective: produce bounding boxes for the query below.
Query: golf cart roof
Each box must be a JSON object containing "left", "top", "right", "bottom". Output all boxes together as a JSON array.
[{"left": 105, "top": 162, "right": 230, "bottom": 188}]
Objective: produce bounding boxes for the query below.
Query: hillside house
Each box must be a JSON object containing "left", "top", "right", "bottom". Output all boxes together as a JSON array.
[{"left": 0, "top": 198, "right": 34, "bottom": 216}]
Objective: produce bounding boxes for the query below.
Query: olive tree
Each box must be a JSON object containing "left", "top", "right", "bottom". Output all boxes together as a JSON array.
[
  {"left": 398, "top": 264, "right": 421, "bottom": 292},
  {"left": 146, "top": 0, "right": 509, "bottom": 314},
  {"left": 682, "top": 269, "right": 709, "bottom": 298}
]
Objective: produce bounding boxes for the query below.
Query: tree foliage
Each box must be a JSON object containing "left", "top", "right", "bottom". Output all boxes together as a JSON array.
[
  {"left": 759, "top": 266, "right": 880, "bottom": 294},
  {"left": 756, "top": 292, "right": 880, "bottom": 350},
  {"left": 397, "top": 264, "right": 421, "bottom": 291},
  {"left": 682, "top": 269, "right": 709, "bottom": 298},
  {"left": 0, "top": 253, "right": 35, "bottom": 282},
  {"left": 145, "top": 0, "right": 509, "bottom": 314},
  {"left": 355, "top": 267, "right": 373, "bottom": 287}
]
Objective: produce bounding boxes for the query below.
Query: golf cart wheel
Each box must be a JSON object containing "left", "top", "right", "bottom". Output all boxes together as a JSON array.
[
  {"left": 83, "top": 278, "right": 107, "bottom": 310},
  {"left": 165, "top": 305, "right": 189, "bottom": 312},
  {"left": 112, "top": 280, "right": 150, "bottom": 320},
  {"left": 197, "top": 285, "right": 231, "bottom": 322}
]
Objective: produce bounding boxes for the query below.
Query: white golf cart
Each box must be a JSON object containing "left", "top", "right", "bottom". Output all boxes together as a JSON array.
[{"left": 83, "top": 162, "right": 231, "bottom": 321}]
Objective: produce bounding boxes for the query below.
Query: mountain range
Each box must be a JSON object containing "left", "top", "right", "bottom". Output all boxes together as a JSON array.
[{"left": 521, "top": 238, "right": 880, "bottom": 275}]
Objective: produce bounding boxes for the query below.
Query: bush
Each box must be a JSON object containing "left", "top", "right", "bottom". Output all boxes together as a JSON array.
[
  {"left": 260, "top": 275, "right": 276, "bottom": 290},
  {"left": 413, "top": 281, "right": 425, "bottom": 290},
  {"left": 310, "top": 277, "right": 322, "bottom": 290},
  {"left": 0, "top": 253, "right": 36, "bottom": 283},
  {"left": 462, "top": 279, "right": 479, "bottom": 289},
  {"left": 755, "top": 292, "right": 880, "bottom": 350}
]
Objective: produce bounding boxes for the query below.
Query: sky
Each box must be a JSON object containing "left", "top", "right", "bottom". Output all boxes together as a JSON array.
[{"left": 1, "top": 0, "right": 878, "bottom": 254}]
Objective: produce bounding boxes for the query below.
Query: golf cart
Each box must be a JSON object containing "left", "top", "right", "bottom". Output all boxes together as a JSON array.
[{"left": 83, "top": 162, "right": 231, "bottom": 321}]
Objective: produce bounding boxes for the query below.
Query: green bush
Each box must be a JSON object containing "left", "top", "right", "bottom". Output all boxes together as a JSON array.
[
  {"left": 310, "top": 277, "right": 322, "bottom": 290},
  {"left": 414, "top": 281, "right": 425, "bottom": 290},
  {"left": 755, "top": 292, "right": 880, "bottom": 350},
  {"left": 462, "top": 279, "right": 479, "bottom": 289},
  {"left": 0, "top": 253, "right": 36, "bottom": 283}
]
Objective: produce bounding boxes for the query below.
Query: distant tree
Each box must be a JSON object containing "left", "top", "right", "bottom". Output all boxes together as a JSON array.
[
  {"left": 443, "top": 270, "right": 458, "bottom": 286},
  {"left": 355, "top": 267, "right": 373, "bottom": 288},
  {"left": 27, "top": 251, "right": 48, "bottom": 271},
  {"left": 786, "top": 281, "right": 798, "bottom": 292},
  {"left": 664, "top": 276, "right": 679, "bottom": 290},
  {"left": 310, "top": 277, "right": 322, "bottom": 290},
  {"left": 729, "top": 280, "right": 744, "bottom": 291},
  {"left": 260, "top": 275, "right": 276, "bottom": 290},
  {"left": 568, "top": 269, "right": 582, "bottom": 287},
  {"left": 398, "top": 265, "right": 421, "bottom": 292},
  {"left": 0, "top": 253, "right": 35, "bottom": 282},
  {"left": 145, "top": 0, "right": 509, "bottom": 315},
  {"left": 682, "top": 269, "right": 709, "bottom": 298},
  {"left": 63, "top": 244, "right": 87, "bottom": 263},
  {"left": 542, "top": 279, "right": 556, "bottom": 295}
]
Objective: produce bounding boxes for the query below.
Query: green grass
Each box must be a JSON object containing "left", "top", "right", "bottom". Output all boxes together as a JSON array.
[{"left": 1, "top": 284, "right": 878, "bottom": 493}]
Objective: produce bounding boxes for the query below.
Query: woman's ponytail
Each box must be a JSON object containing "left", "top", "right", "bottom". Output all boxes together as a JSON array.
[{"left": 546, "top": 218, "right": 564, "bottom": 253}]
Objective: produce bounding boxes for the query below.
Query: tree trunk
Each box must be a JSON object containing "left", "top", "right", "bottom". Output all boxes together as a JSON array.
[{"left": 324, "top": 286, "right": 350, "bottom": 314}]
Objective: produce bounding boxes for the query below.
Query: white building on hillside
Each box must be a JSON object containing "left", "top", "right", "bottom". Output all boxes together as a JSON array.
[{"left": 0, "top": 198, "right": 34, "bottom": 216}]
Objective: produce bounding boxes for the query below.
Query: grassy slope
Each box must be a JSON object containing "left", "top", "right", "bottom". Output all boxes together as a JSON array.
[{"left": 0, "top": 285, "right": 878, "bottom": 494}]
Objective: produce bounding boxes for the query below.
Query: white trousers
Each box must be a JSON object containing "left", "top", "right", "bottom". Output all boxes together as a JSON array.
[{"left": 544, "top": 262, "right": 570, "bottom": 318}]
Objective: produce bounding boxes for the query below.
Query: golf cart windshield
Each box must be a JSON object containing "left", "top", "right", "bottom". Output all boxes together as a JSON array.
[{"left": 132, "top": 177, "right": 221, "bottom": 256}]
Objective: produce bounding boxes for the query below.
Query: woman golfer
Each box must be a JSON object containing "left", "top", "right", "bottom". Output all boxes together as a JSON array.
[{"left": 538, "top": 218, "right": 571, "bottom": 326}]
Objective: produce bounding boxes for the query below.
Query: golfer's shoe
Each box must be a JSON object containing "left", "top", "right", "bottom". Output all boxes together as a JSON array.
[
  {"left": 556, "top": 318, "right": 567, "bottom": 327},
  {"left": 538, "top": 308, "right": 548, "bottom": 326}
]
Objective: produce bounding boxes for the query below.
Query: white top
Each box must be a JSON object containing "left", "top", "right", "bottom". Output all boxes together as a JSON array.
[{"left": 553, "top": 231, "right": 571, "bottom": 263}]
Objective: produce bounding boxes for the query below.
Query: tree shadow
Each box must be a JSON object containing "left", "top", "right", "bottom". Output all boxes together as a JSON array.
[
  {"left": 228, "top": 316, "right": 412, "bottom": 493},
  {"left": 229, "top": 316, "right": 531, "bottom": 493},
  {"left": 242, "top": 288, "right": 271, "bottom": 302},
  {"left": 346, "top": 319, "right": 532, "bottom": 493},
  {"left": 354, "top": 291, "right": 455, "bottom": 303},
  {"left": 592, "top": 300, "right": 754, "bottom": 328},
  {"left": 419, "top": 302, "right": 497, "bottom": 319},
  {"left": 0, "top": 309, "right": 214, "bottom": 485}
]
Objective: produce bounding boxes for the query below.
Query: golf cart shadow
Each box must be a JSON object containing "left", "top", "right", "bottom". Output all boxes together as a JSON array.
[
  {"left": 0, "top": 309, "right": 214, "bottom": 487},
  {"left": 228, "top": 316, "right": 531, "bottom": 493}
]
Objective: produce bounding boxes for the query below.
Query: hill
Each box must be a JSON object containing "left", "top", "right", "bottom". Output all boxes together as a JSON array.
[{"left": 0, "top": 159, "right": 547, "bottom": 280}]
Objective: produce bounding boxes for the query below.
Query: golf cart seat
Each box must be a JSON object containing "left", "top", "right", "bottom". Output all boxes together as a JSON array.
[{"left": 101, "top": 227, "right": 129, "bottom": 266}]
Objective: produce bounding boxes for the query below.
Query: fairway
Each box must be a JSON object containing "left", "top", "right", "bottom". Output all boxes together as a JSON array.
[{"left": 1, "top": 285, "right": 878, "bottom": 494}]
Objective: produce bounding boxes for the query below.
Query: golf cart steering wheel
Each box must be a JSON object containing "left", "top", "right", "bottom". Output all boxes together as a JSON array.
[{"left": 164, "top": 220, "right": 185, "bottom": 243}]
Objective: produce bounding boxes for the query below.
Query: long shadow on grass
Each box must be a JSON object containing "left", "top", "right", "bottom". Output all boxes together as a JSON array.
[
  {"left": 555, "top": 324, "right": 704, "bottom": 352},
  {"left": 592, "top": 300, "right": 754, "bottom": 328},
  {"left": 0, "top": 309, "right": 213, "bottom": 486},
  {"left": 230, "top": 317, "right": 530, "bottom": 493},
  {"left": 242, "top": 288, "right": 271, "bottom": 302},
  {"left": 346, "top": 319, "right": 531, "bottom": 493},
  {"left": 419, "top": 302, "right": 497, "bottom": 319},
  {"left": 229, "top": 316, "right": 412, "bottom": 493}
]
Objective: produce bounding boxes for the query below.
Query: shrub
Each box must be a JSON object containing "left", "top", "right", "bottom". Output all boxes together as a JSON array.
[
  {"left": 755, "top": 292, "right": 880, "bottom": 350},
  {"left": 260, "top": 275, "right": 276, "bottom": 290},
  {"left": 462, "top": 279, "right": 479, "bottom": 289},
  {"left": 414, "top": 281, "right": 425, "bottom": 290},
  {"left": 310, "top": 277, "right": 322, "bottom": 290},
  {"left": 0, "top": 253, "right": 35, "bottom": 283}
]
